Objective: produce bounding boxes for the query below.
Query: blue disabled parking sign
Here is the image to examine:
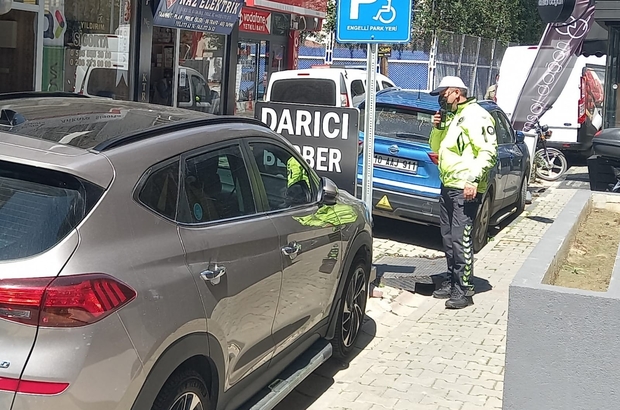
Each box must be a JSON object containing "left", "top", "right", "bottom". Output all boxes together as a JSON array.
[{"left": 336, "top": 0, "right": 412, "bottom": 43}]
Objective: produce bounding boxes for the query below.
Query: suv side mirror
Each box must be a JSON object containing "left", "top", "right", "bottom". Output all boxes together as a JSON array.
[
  {"left": 515, "top": 131, "right": 525, "bottom": 144},
  {"left": 320, "top": 177, "right": 338, "bottom": 206}
]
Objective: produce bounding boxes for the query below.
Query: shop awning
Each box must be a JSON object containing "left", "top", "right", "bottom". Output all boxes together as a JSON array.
[
  {"left": 245, "top": 0, "right": 327, "bottom": 19},
  {"left": 152, "top": 0, "right": 244, "bottom": 35},
  {"left": 581, "top": 21, "right": 608, "bottom": 57}
]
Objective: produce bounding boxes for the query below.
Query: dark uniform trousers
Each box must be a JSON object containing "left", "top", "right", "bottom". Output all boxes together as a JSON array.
[{"left": 439, "top": 186, "right": 481, "bottom": 295}]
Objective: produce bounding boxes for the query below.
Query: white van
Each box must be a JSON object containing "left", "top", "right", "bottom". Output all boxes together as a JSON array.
[
  {"left": 265, "top": 67, "right": 396, "bottom": 108},
  {"left": 75, "top": 65, "right": 220, "bottom": 114},
  {"left": 496, "top": 45, "right": 606, "bottom": 160}
]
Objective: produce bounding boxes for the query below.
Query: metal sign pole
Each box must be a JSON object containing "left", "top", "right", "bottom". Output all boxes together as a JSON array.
[
  {"left": 336, "top": 0, "right": 411, "bottom": 207},
  {"left": 362, "top": 43, "right": 378, "bottom": 212},
  {"left": 172, "top": 29, "right": 181, "bottom": 108}
]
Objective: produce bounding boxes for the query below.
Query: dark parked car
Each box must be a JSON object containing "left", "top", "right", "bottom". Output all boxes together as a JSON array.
[
  {"left": 0, "top": 92, "right": 373, "bottom": 410},
  {"left": 357, "top": 89, "right": 531, "bottom": 252}
]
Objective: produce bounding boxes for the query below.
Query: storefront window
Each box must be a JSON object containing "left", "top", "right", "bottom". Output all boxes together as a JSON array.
[
  {"left": 236, "top": 41, "right": 266, "bottom": 118},
  {"left": 180, "top": 30, "right": 224, "bottom": 114},
  {"left": 0, "top": 9, "right": 38, "bottom": 93},
  {"left": 149, "top": 28, "right": 225, "bottom": 115},
  {"left": 234, "top": 40, "right": 289, "bottom": 117},
  {"left": 41, "top": 0, "right": 131, "bottom": 99}
]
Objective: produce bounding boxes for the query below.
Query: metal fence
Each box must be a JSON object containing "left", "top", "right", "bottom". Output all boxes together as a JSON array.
[{"left": 298, "top": 32, "right": 518, "bottom": 100}]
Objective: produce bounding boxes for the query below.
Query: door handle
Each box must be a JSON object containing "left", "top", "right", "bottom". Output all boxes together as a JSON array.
[
  {"left": 200, "top": 265, "right": 226, "bottom": 285},
  {"left": 281, "top": 242, "right": 301, "bottom": 260}
]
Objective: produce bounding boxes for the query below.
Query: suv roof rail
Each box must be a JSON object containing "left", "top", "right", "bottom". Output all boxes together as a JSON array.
[
  {"left": 0, "top": 92, "right": 89, "bottom": 101},
  {"left": 92, "top": 116, "right": 270, "bottom": 153}
]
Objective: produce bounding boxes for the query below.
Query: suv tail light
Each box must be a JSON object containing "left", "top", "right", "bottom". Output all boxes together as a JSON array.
[
  {"left": 428, "top": 152, "right": 439, "bottom": 165},
  {"left": 340, "top": 92, "right": 350, "bottom": 107},
  {"left": 358, "top": 139, "right": 363, "bottom": 155},
  {"left": 0, "top": 274, "right": 136, "bottom": 327}
]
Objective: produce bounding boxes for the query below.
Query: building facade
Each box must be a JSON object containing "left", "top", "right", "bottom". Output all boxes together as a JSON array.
[{"left": 0, "top": 0, "right": 324, "bottom": 116}]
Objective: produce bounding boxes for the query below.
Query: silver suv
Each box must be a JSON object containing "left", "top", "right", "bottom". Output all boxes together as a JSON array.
[{"left": 0, "top": 93, "right": 373, "bottom": 410}]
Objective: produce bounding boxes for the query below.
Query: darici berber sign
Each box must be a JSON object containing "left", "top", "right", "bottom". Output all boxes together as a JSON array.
[
  {"left": 255, "top": 102, "right": 360, "bottom": 195},
  {"left": 538, "top": 0, "right": 577, "bottom": 23}
]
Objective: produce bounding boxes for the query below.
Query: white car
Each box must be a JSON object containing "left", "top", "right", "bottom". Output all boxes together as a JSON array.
[
  {"left": 265, "top": 67, "right": 396, "bottom": 108},
  {"left": 496, "top": 45, "right": 606, "bottom": 160}
]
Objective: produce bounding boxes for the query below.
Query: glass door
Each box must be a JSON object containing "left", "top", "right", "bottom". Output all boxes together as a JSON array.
[
  {"left": 605, "top": 25, "right": 620, "bottom": 129},
  {"left": 176, "top": 30, "right": 225, "bottom": 115},
  {"left": 236, "top": 40, "right": 267, "bottom": 118}
]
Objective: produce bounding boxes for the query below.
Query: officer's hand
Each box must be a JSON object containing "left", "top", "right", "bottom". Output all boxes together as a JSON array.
[
  {"left": 464, "top": 183, "right": 477, "bottom": 201},
  {"left": 433, "top": 112, "right": 441, "bottom": 127}
]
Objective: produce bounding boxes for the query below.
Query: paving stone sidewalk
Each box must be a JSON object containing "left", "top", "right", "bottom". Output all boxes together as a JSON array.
[{"left": 276, "top": 168, "right": 587, "bottom": 410}]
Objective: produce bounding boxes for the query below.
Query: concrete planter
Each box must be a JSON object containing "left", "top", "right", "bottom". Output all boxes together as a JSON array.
[{"left": 504, "top": 190, "right": 620, "bottom": 410}]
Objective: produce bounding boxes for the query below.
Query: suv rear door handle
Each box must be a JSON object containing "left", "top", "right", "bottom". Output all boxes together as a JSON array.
[
  {"left": 200, "top": 265, "right": 226, "bottom": 285},
  {"left": 282, "top": 242, "right": 301, "bottom": 260}
]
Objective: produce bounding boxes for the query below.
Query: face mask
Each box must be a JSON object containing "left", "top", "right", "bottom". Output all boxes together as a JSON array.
[
  {"left": 439, "top": 91, "right": 458, "bottom": 112},
  {"left": 438, "top": 95, "right": 449, "bottom": 110}
]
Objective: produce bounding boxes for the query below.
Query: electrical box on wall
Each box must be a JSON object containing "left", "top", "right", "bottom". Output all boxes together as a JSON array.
[{"left": 0, "top": 21, "right": 17, "bottom": 48}]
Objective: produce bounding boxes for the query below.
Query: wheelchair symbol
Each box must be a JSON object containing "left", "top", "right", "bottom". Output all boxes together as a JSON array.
[
  {"left": 350, "top": 0, "right": 396, "bottom": 23},
  {"left": 373, "top": 0, "right": 396, "bottom": 24}
]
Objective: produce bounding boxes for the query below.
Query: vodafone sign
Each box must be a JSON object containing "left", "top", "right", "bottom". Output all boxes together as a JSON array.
[{"left": 240, "top": 7, "right": 271, "bottom": 34}]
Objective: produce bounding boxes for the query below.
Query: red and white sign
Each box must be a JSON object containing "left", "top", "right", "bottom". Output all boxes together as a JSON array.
[
  {"left": 288, "top": 30, "right": 300, "bottom": 70},
  {"left": 245, "top": 0, "right": 326, "bottom": 19},
  {"left": 240, "top": 7, "right": 271, "bottom": 34}
]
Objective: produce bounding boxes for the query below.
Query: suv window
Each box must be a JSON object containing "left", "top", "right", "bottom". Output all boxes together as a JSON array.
[
  {"left": 177, "top": 71, "right": 191, "bottom": 104},
  {"left": 0, "top": 161, "right": 102, "bottom": 261},
  {"left": 493, "top": 112, "right": 514, "bottom": 145},
  {"left": 360, "top": 105, "right": 434, "bottom": 143},
  {"left": 191, "top": 74, "right": 210, "bottom": 104},
  {"left": 179, "top": 145, "right": 256, "bottom": 224},
  {"left": 138, "top": 160, "right": 180, "bottom": 220},
  {"left": 249, "top": 142, "right": 318, "bottom": 211},
  {"left": 270, "top": 79, "right": 337, "bottom": 106},
  {"left": 351, "top": 80, "right": 365, "bottom": 97},
  {"left": 382, "top": 81, "right": 394, "bottom": 89}
]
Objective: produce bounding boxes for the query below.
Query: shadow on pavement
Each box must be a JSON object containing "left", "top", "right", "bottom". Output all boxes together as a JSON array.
[
  {"left": 372, "top": 205, "right": 531, "bottom": 253},
  {"left": 272, "top": 316, "right": 377, "bottom": 410},
  {"left": 372, "top": 216, "right": 443, "bottom": 252},
  {"left": 527, "top": 215, "right": 555, "bottom": 224},
  {"left": 488, "top": 197, "right": 539, "bottom": 241},
  {"left": 415, "top": 274, "right": 493, "bottom": 296},
  {"left": 564, "top": 171, "right": 590, "bottom": 182},
  {"left": 374, "top": 262, "right": 418, "bottom": 283}
]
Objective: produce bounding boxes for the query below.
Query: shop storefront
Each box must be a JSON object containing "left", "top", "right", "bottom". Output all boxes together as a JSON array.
[
  {"left": 589, "top": 0, "right": 620, "bottom": 129},
  {"left": 0, "top": 0, "right": 134, "bottom": 97},
  {"left": 0, "top": 0, "right": 325, "bottom": 116}
]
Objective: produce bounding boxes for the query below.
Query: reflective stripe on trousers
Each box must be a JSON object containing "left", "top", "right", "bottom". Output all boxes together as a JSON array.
[{"left": 439, "top": 186, "right": 480, "bottom": 294}]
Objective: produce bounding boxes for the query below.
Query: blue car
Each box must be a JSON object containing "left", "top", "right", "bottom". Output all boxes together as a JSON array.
[{"left": 357, "top": 89, "right": 531, "bottom": 252}]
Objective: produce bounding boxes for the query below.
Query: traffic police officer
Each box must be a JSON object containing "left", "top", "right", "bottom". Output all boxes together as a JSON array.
[{"left": 429, "top": 76, "right": 498, "bottom": 309}]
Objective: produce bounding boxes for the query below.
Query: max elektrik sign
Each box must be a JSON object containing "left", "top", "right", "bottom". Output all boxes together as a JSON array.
[{"left": 255, "top": 102, "right": 360, "bottom": 195}]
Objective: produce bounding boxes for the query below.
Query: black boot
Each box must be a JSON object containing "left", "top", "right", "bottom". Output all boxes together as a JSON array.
[
  {"left": 445, "top": 286, "right": 474, "bottom": 309},
  {"left": 432, "top": 280, "right": 452, "bottom": 299}
]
